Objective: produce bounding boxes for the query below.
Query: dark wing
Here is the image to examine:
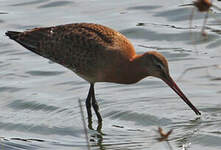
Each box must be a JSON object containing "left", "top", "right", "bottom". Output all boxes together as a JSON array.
[{"left": 5, "top": 23, "right": 116, "bottom": 73}]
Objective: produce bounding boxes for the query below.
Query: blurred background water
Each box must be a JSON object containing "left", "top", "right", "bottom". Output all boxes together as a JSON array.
[{"left": 0, "top": 0, "right": 221, "bottom": 149}]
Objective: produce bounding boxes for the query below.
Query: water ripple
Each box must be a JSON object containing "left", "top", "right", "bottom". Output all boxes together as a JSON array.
[
  {"left": 26, "top": 70, "right": 64, "bottom": 76},
  {"left": 0, "top": 121, "right": 80, "bottom": 136},
  {"left": 127, "top": 5, "right": 161, "bottom": 11},
  {"left": 120, "top": 27, "right": 219, "bottom": 44},
  {"left": 10, "top": 0, "right": 49, "bottom": 6},
  {"left": 106, "top": 110, "right": 172, "bottom": 126},
  {"left": 38, "top": 1, "right": 73, "bottom": 8},
  {"left": 7, "top": 99, "right": 59, "bottom": 111},
  {"left": 0, "top": 87, "right": 25, "bottom": 93}
]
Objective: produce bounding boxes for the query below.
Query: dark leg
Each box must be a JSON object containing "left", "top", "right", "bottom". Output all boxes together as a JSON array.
[
  {"left": 86, "top": 84, "right": 93, "bottom": 123},
  {"left": 91, "top": 84, "right": 102, "bottom": 123}
]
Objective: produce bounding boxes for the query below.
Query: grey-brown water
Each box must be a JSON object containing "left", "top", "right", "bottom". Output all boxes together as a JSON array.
[{"left": 1, "top": 0, "right": 221, "bottom": 149}]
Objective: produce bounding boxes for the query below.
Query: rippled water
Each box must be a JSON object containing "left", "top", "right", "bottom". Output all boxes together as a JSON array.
[{"left": 1, "top": 0, "right": 221, "bottom": 149}]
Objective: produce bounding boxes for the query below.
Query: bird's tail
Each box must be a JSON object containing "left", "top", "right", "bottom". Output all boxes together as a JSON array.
[
  {"left": 5, "top": 30, "right": 41, "bottom": 55},
  {"left": 5, "top": 31, "right": 21, "bottom": 40}
]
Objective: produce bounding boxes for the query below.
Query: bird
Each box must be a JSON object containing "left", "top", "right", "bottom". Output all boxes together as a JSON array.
[
  {"left": 194, "top": 0, "right": 212, "bottom": 12},
  {"left": 5, "top": 23, "right": 201, "bottom": 123},
  {"left": 180, "top": 0, "right": 221, "bottom": 37}
]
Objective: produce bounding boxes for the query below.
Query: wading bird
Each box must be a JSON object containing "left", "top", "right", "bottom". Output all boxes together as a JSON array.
[
  {"left": 181, "top": 0, "right": 221, "bottom": 37},
  {"left": 191, "top": 0, "right": 212, "bottom": 36},
  {"left": 5, "top": 23, "right": 201, "bottom": 123}
]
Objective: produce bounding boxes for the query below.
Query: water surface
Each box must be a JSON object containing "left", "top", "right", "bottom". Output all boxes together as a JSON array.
[{"left": 1, "top": 0, "right": 221, "bottom": 149}]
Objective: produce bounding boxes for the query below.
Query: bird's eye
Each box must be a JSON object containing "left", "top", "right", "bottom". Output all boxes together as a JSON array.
[{"left": 156, "top": 63, "right": 163, "bottom": 70}]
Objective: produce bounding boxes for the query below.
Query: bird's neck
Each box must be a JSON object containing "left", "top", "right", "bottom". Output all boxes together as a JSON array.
[
  {"left": 99, "top": 54, "right": 148, "bottom": 84},
  {"left": 129, "top": 54, "right": 149, "bottom": 82},
  {"left": 111, "top": 54, "right": 148, "bottom": 84}
]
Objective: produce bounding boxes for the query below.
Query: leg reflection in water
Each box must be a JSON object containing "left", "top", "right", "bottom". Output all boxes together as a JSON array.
[{"left": 79, "top": 99, "right": 104, "bottom": 150}]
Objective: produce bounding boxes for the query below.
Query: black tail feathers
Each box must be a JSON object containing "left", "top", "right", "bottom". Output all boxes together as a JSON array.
[{"left": 5, "top": 31, "right": 21, "bottom": 40}]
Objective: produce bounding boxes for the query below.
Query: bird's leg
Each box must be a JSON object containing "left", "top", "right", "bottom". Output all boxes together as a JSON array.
[
  {"left": 86, "top": 84, "right": 93, "bottom": 124},
  {"left": 91, "top": 84, "right": 103, "bottom": 123},
  {"left": 201, "top": 11, "right": 209, "bottom": 37}
]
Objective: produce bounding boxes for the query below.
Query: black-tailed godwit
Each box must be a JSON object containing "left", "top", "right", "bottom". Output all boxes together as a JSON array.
[{"left": 5, "top": 23, "right": 201, "bottom": 123}]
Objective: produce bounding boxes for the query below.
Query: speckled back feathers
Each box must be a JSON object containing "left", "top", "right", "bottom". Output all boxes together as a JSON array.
[{"left": 6, "top": 23, "right": 136, "bottom": 82}]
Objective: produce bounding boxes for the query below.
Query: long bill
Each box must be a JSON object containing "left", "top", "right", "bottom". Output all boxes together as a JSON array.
[{"left": 163, "top": 75, "right": 201, "bottom": 115}]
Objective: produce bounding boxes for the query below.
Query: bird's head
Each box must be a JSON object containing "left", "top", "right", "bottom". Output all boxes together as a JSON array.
[
  {"left": 138, "top": 51, "right": 201, "bottom": 115},
  {"left": 141, "top": 51, "right": 169, "bottom": 79}
]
